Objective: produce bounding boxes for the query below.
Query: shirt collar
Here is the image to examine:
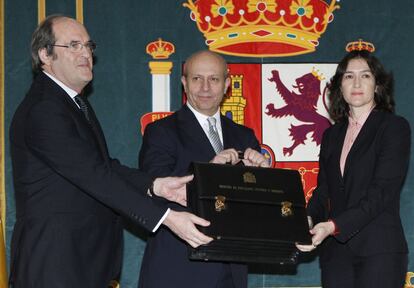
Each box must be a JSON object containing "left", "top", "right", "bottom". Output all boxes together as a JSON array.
[
  {"left": 43, "top": 71, "right": 78, "bottom": 100},
  {"left": 348, "top": 106, "right": 375, "bottom": 126},
  {"left": 186, "top": 102, "right": 221, "bottom": 127}
]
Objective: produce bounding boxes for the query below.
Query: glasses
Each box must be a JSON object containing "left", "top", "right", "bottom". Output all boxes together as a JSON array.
[{"left": 50, "top": 41, "right": 97, "bottom": 53}]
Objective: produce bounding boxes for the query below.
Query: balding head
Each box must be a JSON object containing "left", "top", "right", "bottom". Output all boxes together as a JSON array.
[{"left": 183, "top": 50, "right": 228, "bottom": 79}]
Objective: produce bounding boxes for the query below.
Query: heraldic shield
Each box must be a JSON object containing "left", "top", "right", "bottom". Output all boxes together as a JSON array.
[{"left": 187, "top": 162, "right": 312, "bottom": 265}]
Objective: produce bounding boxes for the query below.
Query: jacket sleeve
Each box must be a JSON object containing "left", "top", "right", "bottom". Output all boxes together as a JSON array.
[{"left": 25, "top": 99, "right": 167, "bottom": 231}]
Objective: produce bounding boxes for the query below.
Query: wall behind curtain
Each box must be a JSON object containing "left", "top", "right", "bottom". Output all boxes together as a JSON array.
[{"left": 4, "top": 1, "right": 414, "bottom": 287}]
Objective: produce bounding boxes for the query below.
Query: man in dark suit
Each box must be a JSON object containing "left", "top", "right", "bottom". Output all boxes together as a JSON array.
[
  {"left": 138, "top": 50, "right": 269, "bottom": 288},
  {"left": 9, "top": 15, "right": 212, "bottom": 288}
]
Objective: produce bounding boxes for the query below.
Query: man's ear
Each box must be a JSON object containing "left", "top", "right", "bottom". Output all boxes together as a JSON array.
[
  {"left": 181, "top": 75, "right": 187, "bottom": 93},
  {"left": 224, "top": 77, "right": 231, "bottom": 94},
  {"left": 38, "top": 47, "right": 52, "bottom": 66}
]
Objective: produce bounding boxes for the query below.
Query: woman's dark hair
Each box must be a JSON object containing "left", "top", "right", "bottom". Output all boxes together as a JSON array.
[
  {"left": 31, "top": 14, "right": 65, "bottom": 73},
  {"left": 328, "top": 50, "right": 394, "bottom": 122}
]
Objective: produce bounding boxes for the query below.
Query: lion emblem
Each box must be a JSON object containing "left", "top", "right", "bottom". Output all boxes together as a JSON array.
[{"left": 265, "top": 69, "right": 331, "bottom": 156}]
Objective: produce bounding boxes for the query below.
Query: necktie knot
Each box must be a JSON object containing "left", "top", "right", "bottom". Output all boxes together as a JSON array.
[
  {"left": 207, "top": 117, "right": 217, "bottom": 131},
  {"left": 207, "top": 116, "right": 223, "bottom": 154}
]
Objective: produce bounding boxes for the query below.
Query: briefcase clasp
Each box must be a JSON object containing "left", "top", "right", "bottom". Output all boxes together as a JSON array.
[
  {"left": 281, "top": 201, "right": 293, "bottom": 217},
  {"left": 215, "top": 195, "right": 226, "bottom": 212}
]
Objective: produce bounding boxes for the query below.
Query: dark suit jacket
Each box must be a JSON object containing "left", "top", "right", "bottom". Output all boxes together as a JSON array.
[
  {"left": 9, "top": 72, "right": 167, "bottom": 288},
  {"left": 138, "top": 105, "right": 261, "bottom": 288},
  {"left": 307, "top": 110, "right": 410, "bottom": 263}
]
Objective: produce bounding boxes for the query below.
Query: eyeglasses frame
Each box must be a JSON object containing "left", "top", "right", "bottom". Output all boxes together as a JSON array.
[{"left": 48, "top": 40, "right": 97, "bottom": 53}]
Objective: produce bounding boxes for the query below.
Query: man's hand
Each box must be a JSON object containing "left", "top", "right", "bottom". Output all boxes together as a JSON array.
[
  {"left": 209, "top": 148, "right": 240, "bottom": 164},
  {"left": 163, "top": 210, "right": 214, "bottom": 248},
  {"left": 152, "top": 175, "right": 194, "bottom": 206},
  {"left": 209, "top": 148, "right": 269, "bottom": 167},
  {"left": 242, "top": 148, "right": 269, "bottom": 167},
  {"left": 296, "top": 220, "right": 334, "bottom": 252}
]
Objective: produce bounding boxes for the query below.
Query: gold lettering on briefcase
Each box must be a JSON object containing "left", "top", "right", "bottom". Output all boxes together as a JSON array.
[
  {"left": 281, "top": 201, "right": 293, "bottom": 217},
  {"left": 215, "top": 195, "right": 226, "bottom": 212},
  {"left": 243, "top": 172, "right": 256, "bottom": 184}
]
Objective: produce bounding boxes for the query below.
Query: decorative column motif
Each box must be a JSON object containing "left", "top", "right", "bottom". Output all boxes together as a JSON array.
[
  {"left": 148, "top": 62, "right": 172, "bottom": 112},
  {"left": 146, "top": 38, "right": 175, "bottom": 112},
  {"left": 140, "top": 38, "right": 175, "bottom": 134}
]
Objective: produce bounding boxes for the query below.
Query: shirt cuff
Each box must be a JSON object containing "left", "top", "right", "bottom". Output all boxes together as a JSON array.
[{"left": 152, "top": 208, "right": 170, "bottom": 233}]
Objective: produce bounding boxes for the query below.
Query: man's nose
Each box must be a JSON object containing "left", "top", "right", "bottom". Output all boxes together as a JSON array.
[
  {"left": 80, "top": 45, "right": 93, "bottom": 58},
  {"left": 202, "top": 79, "right": 210, "bottom": 91}
]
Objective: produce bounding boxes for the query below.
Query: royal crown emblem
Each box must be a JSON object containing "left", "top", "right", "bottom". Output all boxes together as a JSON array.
[
  {"left": 243, "top": 172, "right": 256, "bottom": 183},
  {"left": 146, "top": 38, "right": 175, "bottom": 59},
  {"left": 345, "top": 39, "right": 375, "bottom": 53},
  {"left": 183, "top": 0, "right": 340, "bottom": 57},
  {"left": 311, "top": 66, "right": 325, "bottom": 80}
]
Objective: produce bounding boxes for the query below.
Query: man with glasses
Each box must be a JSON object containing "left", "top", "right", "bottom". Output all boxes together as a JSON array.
[{"left": 9, "top": 15, "right": 212, "bottom": 288}]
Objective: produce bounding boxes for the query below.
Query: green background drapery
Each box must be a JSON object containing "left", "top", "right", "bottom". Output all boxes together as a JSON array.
[{"left": 2, "top": 1, "right": 413, "bottom": 287}]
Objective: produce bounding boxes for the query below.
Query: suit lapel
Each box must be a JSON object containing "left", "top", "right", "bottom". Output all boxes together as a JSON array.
[
  {"left": 331, "top": 120, "right": 347, "bottom": 181},
  {"left": 221, "top": 115, "right": 236, "bottom": 149},
  {"left": 177, "top": 106, "right": 217, "bottom": 160},
  {"left": 82, "top": 98, "right": 110, "bottom": 160},
  {"left": 343, "top": 110, "right": 381, "bottom": 178},
  {"left": 40, "top": 73, "right": 110, "bottom": 161},
  {"left": 39, "top": 73, "right": 80, "bottom": 113}
]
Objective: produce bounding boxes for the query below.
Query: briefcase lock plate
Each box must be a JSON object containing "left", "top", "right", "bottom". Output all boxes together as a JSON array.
[
  {"left": 215, "top": 195, "right": 226, "bottom": 212},
  {"left": 281, "top": 201, "right": 293, "bottom": 217}
]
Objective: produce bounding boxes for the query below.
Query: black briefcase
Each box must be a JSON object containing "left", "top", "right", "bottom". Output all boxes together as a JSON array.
[{"left": 187, "top": 162, "right": 312, "bottom": 264}]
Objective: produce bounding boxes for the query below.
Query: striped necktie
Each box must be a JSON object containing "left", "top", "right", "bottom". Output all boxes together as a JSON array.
[
  {"left": 74, "top": 95, "right": 91, "bottom": 123},
  {"left": 207, "top": 117, "right": 223, "bottom": 154}
]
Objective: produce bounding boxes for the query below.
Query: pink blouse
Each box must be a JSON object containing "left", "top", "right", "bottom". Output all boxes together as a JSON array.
[{"left": 339, "top": 109, "right": 373, "bottom": 175}]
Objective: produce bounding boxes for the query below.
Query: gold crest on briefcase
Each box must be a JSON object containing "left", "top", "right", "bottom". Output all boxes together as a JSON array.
[
  {"left": 243, "top": 172, "right": 256, "bottom": 184},
  {"left": 215, "top": 195, "right": 226, "bottom": 212},
  {"left": 281, "top": 201, "right": 294, "bottom": 217}
]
